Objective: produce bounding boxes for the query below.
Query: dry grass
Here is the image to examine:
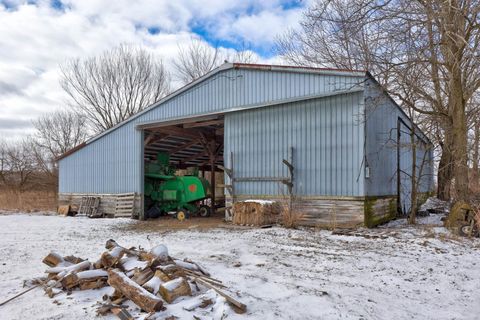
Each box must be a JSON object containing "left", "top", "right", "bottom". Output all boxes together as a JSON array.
[
  {"left": 281, "top": 202, "right": 305, "bottom": 229},
  {"left": 328, "top": 204, "right": 338, "bottom": 231},
  {"left": 0, "top": 190, "right": 57, "bottom": 212}
]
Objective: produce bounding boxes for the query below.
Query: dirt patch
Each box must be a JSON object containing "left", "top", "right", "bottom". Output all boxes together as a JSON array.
[{"left": 118, "top": 213, "right": 230, "bottom": 232}]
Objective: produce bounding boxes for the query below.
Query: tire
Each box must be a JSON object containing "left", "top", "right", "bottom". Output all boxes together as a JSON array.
[
  {"left": 459, "top": 224, "right": 473, "bottom": 236},
  {"left": 176, "top": 209, "right": 188, "bottom": 221},
  {"left": 198, "top": 205, "right": 211, "bottom": 217}
]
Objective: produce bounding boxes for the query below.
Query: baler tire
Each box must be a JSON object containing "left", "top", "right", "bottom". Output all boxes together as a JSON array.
[
  {"left": 459, "top": 224, "right": 474, "bottom": 237},
  {"left": 176, "top": 209, "right": 188, "bottom": 221},
  {"left": 198, "top": 205, "right": 211, "bottom": 217}
]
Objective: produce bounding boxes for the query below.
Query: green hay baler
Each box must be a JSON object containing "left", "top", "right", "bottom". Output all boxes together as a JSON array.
[{"left": 144, "top": 152, "right": 211, "bottom": 220}]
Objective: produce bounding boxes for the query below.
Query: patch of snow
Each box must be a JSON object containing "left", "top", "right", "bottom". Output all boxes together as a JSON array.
[
  {"left": 150, "top": 244, "right": 168, "bottom": 259},
  {"left": 76, "top": 269, "right": 108, "bottom": 279},
  {"left": 173, "top": 259, "right": 198, "bottom": 271},
  {"left": 243, "top": 200, "right": 274, "bottom": 205},
  {"left": 120, "top": 257, "right": 148, "bottom": 271},
  {"left": 161, "top": 277, "right": 185, "bottom": 291},
  {"left": 0, "top": 215, "right": 479, "bottom": 320},
  {"left": 419, "top": 197, "right": 450, "bottom": 214},
  {"left": 109, "top": 246, "right": 124, "bottom": 258},
  {"left": 143, "top": 276, "right": 162, "bottom": 294}
]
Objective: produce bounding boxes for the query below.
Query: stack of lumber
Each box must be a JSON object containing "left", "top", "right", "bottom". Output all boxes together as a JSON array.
[
  {"left": 232, "top": 200, "right": 282, "bottom": 226},
  {"left": 24, "top": 240, "right": 247, "bottom": 318}
]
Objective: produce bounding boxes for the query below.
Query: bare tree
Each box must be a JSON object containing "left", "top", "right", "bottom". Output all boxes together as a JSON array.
[
  {"left": 173, "top": 38, "right": 258, "bottom": 84},
  {"left": 0, "top": 139, "right": 36, "bottom": 193},
  {"left": 33, "top": 110, "right": 87, "bottom": 158},
  {"left": 61, "top": 44, "right": 171, "bottom": 134},
  {"left": 30, "top": 110, "right": 87, "bottom": 188},
  {"left": 277, "top": 0, "right": 480, "bottom": 202}
]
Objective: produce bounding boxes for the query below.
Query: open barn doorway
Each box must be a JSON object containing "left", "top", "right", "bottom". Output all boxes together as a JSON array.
[{"left": 141, "top": 115, "right": 225, "bottom": 222}]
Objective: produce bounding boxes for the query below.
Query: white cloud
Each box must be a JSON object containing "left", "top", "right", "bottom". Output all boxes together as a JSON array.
[{"left": 0, "top": 0, "right": 306, "bottom": 140}]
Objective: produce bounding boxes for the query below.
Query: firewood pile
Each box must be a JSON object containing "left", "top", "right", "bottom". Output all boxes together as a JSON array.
[
  {"left": 232, "top": 200, "right": 282, "bottom": 226},
  {"left": 32, "top": 239, "right": 246, "bottom": 318}
]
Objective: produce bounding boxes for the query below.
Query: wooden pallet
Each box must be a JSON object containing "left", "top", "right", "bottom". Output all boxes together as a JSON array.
[
  {"left": 79, "top": 196, "right": 102, "bottom": 218},
  {"left": 115, "top": 193, "right": 136, "bottom": 217}
]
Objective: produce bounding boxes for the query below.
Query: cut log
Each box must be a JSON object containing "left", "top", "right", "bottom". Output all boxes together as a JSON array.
[
  {"left": 61, "top": 269, "right": 108, "bottom": 289},
  {"left": 159, "top": 277, "right": 192, "bottom": 303},
  {"left": 79, "top": 279, "right": 107, "bottom": 290},
  {"left": 107, "top": 269, "right": 163, "bottom": 312},
  {"left": 142, "top": 269, "right": 169, "bottom": 294},
  {"left": 42, "top": 252, "right": 65, "bottom": 267},
  {"left": 61, "top": 273, "right": 79, "bottom": 289},
  {"left": 159, "top": 264, "right": 185, "bottom": 279},
  {"left": 101, "top": 247, "right": 125, "bottom": 268},
  {"left": 46, "top": 260, "right": 91, "bottom": 279},
  {"left": 131, "top": 267, "right": 154, "bottom": 286}
]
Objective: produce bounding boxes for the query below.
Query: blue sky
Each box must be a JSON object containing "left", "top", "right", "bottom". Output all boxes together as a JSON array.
[{"left": 0, "top": 0, "right": 309, "bottom": 138}]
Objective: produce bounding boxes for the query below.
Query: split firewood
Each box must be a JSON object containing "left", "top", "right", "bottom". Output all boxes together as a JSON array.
[
  {"left": 159, "top": 277, "right": 192, "bottom": 303},
  {"left": 159, "top": 264, "right": 186, "bottom": 279},
  {"left": 186, "top": 273, "right": 227, "bottom": 289},
  {"left": 131, "top": 267, "right": 154, "bottom": 286},
  {"left": 79, "top": 279, "right": 107, "bottom": 290},
  {"left": 194, "top": 278, "right": 247, "bottom": 313},
  {"left": 46, "top": 260, "right": 91, "bottom": 279},
  {"left": 119, "top": 256, "right": 149, "bottom": 273},
  {"left": 183, "top": 291, "right": 216, "bottom": 311},
  {"left": 63, "top": 255, "right": 85, "bottom": 265},
  {"left": 61, "top": 269, "right": 108, "bottom": 289},
  {"left": 107, "top": 269, "right": 163, "bottom": 313},
  {"left": 173, "top": 260, "right": 199, "bottom": 272},
  {"left": 112, "top": 307, "right": 134, "bottom": 320},
  {"left": 93, "top": 259, "right": 103, "bottom": 269},
  {"left": 42, "top": 252, "right": 65, "bottom": 267},
  {"left": 183, "top": 258, "right": 210, "bottom": 277},
  {"left": 96, "top": 303, "right": 128, "bottom": 316},
  {"left": 142, "top": 269, "right": 167, "bottom": 294},
  {"left": 101, "top": 246, "right": 125, "bottom": 268},
  {"left": 182, "top": 269, "right": 223, "bottom": 285},
  {"left": 106, "top": 239, "right": 145, "bottom": 259}
]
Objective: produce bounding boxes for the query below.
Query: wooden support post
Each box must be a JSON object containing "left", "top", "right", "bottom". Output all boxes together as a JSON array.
[{"left": 210, "top": 156, "right": 216, "bottom": 216}]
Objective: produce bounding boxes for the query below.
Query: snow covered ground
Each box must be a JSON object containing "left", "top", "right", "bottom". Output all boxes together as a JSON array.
[{"left": 0, "top": 213, "right": 479, "bottom": 320}]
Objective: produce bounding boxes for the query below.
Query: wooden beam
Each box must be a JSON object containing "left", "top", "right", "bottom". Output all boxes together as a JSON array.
[
  {"left": 180, "top": 150, "right": 208, "bottom": 163},
  {"left": 183, "top": 119, "right": 223, "bottom": 128},
  {"left": 144, "top": 133, "right": 169, "bottom": 146},
  {"left": 168, "top": 139, "right": 202, "bottom": 155},
  {"left": 150, "top": 126, "right": 215, "bottom": 140}
]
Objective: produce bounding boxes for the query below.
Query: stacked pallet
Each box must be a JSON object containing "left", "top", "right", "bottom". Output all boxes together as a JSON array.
[{"left": 232, "top": 200, "right": 282, "bottom": 226}]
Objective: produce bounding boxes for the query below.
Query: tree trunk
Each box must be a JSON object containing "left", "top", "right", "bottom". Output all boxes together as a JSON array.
[
  {"left": 437, "top": 135, "right": 454, "bottom": 200},
  {"left": 450, "top": 73, "right": 469, "bottom": 201},
  {"left": 409, "top": 127, "right": 417, "bottom": 225},
  {"left": 471, "top": 118, "right": 480, "bottom": 191}
]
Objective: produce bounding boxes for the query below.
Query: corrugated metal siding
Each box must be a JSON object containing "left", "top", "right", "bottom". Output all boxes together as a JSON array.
[
  {"left": 224, "top": 92, "right": 365, "bottom": 197},
  {"left": 364, "top": 78, "right": 434, "bottom": 201},
  {"left": 59, "top": 68, "right": 365, "bottom": 194}
]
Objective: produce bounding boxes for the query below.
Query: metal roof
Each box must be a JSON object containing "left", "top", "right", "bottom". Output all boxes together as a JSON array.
[{"left": 56, "top": 63, "right": 366, "bottom": 161}]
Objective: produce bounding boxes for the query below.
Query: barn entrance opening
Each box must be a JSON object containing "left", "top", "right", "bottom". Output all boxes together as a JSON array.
[{"left": 141, "top": 115, "right": 225, "bottom": 221}]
